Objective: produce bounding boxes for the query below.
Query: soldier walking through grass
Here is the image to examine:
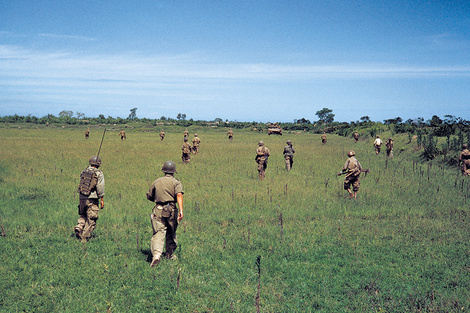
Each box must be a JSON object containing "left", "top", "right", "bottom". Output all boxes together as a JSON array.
[
  {"left": 459, "top": 144, "right": 470, "bottom": 176},
  {"left": 338, "top": 150, "right": 362, "bottom": 199},
  {"left": 354, "top": 131, "right": 359, "bottom": 143},
  {"left": 75, "top": 156, "right": 105, "bottom": 242},
  {"left": 227, "top": 128, "right": 234, "bottom": 142},
  {"left": 321, "top": 132, "right": 327, "bottom": 144},
  {"left": 182, "top": 137, "right": 191, "bottom": 163},
  {"left": 255, "top": 141, "right": 270, "bottom": 180},
  {"left": 374, "top": 135, "right": 383, "bottom": 155},
  {"left": 159, "top": 130, "right": 165, "bottom": 141},
  {"left": 386, "top": 137, "right": 394, "bottom": 158},
  {"left": 191, "top": 133, "right": 201, "bottom": 154},
  {"left": 119, "top": 129, "right": 126, "bottom": 140},
  {"left": 147, "top": 161, "right": 184, "bottom": 267},
  {"left": 283, "top": 140, "right": 295, "bottom": 171},
  {"left": 85, "top": 128, "right": 90, "bottom": 139}
]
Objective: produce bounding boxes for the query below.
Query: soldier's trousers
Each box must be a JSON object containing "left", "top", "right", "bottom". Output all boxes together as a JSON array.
[
  {"left": 150, "top": 204, "right": 178, "bottom": 260},
  {"left": 76, "top": 198, "right": 100, "bottom": 240},
  {"left": 285, "top": 155, "right": 293, "bottom": 171}
]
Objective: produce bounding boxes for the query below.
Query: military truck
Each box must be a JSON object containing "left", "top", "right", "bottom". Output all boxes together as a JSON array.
[{"left": 267, "top": 123, "right": 282, "bottom": 135}]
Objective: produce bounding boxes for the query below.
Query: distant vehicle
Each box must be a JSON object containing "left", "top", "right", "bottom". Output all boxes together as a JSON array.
[{"left": 267, "top": 124, "right": 282, "bottom": 135}]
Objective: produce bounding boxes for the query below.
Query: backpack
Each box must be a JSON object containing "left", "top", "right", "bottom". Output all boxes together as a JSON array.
[{"left": 78, "top": 168, "right": 98, "bottom": 195}]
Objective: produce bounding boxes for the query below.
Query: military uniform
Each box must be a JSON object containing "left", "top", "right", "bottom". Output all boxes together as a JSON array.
[
  {"left": 459, "top": 145, "right": 470, "bottom": 176},
  {"left": 85, "top": 128, "right": 90, "bottom": 139},
  {"left": 374, "top": 136, "right": 383, "bottom": 155},
  {"left": 340, "top": 151, "right": 362, "bottom": 199},
  {"left": 255, "top": 141, "right": 270, "bottom": 180},
  {"left": 182, "top": 138, "right": 191, "bottom": 163},
  {"left": 159, "top": 131, "right": 165, "bottom": 141},
  {"left": 147, "top": 161, "right": 184, "bottom": 267},
  {"left": 354, "top": 132, "right": 359, "bottom": 143},
  {"left": 75, "top": 156, "right": 105, "bottom": 242},
  {"left": 321, "top": 132, "right": 327, "bottom": 144},
  {"left": 227, "top": 129, "right": 234, "bottom": 142},
  {"left": 191, "top": 134, "right": 201, "bottom": 154},
  {"left": 183, "top": 130, "right": 189, "bottom": 139},
  {"left": 119, "top": 129, "right": 126, "bottom": 140},
  {"left": 283, "top": 140, "right": 295, "bottom": 171},
  {"left": 386, "top": 138, "right": 394, "bottom": 158}
]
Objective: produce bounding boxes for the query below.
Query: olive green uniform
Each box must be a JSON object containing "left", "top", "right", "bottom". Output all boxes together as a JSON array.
[
  {"left": 147, "top": 174, "right": 184, "bottom": 261},
  {"left": 75, "top": 166, "right": 105, "bottom": 241},
  {"left": 283, "top": 144, "right": 295, "bottom": 171}
]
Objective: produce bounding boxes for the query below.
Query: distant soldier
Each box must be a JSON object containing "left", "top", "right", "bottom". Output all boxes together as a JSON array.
[
  {"left": 255, "top": 141, "right": 270, "bottom": 180},
  {"left": 75, "top": 156, "right": 105, "bottom": 242},
  {"left": 181, "top": 137, "right": 191, "bottom": 163},
  {"left": 373, "top": 135, "right": 383, "bottom": 155},
  {"left": 159, "top": 130, "right": 165, "bottom": 141},
  {"left": 321, "top": 132, "right": 327, "bottom": 144},
  {"left": 385, "top": 137, "right": 394, "bottom": 158},
  {"left": 146, "top": 161, "right": 184, "bottom": 267},
  {"left": 338, "top": 150, "right": 362, "bottom": 199},
  {"left": 191, "top": 134, "right": 201, "bottom": 154},
  {"left": 458, "top": 144, "right": 470, "bottom": 176},
  {"left": 354, "top": 131, "right": 359, "bottom": 143},
  {"left": 119, "top": 129, "right": 126, "bottom": 140},
  {"left": 85, "top": 128, "right": 90, "bottom": 139},
  {"left": 227, "top": 128, "right": 234, "bottom": 142},
  {"left": 183, "top": 129, "right": 189, "bottom": 139},
  {"left": 283, "top": 140, "right": 295, "bottom": 171}
]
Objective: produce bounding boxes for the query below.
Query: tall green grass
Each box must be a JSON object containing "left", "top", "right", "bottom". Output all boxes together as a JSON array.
[{"left": 0, "top": 126, "right": 469, "bottom": 312}]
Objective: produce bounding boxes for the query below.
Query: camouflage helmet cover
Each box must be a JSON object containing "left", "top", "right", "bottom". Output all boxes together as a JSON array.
[
  {"left": 89, "top": 155, "right": 102, "bottom": 167},
  {"left": 161, "top": 160, "right": 177, "bottom": 174}
]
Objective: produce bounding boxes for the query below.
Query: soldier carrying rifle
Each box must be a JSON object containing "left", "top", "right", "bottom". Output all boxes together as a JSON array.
[
  {"left": 338, "top": 150, "right": 369, "bottom": 199},
  {"left": 255, "top": 141, "right": 270, "bottom": 180}
]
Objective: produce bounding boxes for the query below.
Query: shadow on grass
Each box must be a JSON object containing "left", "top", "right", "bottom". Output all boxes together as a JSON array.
[{"left": 141, "top": 249, "right": 152, "bottom": 263}]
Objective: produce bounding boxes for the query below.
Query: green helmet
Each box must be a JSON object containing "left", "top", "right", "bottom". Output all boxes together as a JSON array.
[
  {"left": 161, "top": 161, "right": 177, "bottom": 174},
  {"left": 89, "top": 155, "right": 102, "bottom": 167}
]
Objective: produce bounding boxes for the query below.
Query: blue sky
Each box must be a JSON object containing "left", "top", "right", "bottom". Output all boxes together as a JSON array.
[{"left": 1, "top": 0, "right": 469, "bottom": 123}]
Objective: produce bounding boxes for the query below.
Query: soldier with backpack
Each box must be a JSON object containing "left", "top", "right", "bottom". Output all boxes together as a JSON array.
[
  {"left": 181, "top": 137, "right": 191, "bottom": 163},
  {"left": 255, "top": 141, "right": 270, "bottom": 180},
  {"left": 75, "top": 156, "right": 105, "bottom": 242},
  {"left": 338, "top": 150, "right": 362, "bottom": 199}
]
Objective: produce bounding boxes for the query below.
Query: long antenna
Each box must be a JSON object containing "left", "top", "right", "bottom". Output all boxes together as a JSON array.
[{"left": 97, "top": 128, "right": 106, "bottom": 158}]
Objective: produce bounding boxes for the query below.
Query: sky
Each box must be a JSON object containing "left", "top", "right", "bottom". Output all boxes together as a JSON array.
[{"left": 1, "top": 0, "right": 470, "bottom": 123}]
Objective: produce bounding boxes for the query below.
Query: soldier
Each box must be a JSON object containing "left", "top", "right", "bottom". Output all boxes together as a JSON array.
[
  {"left": 183, "top": 129, "right": 189, "bottom": 140},
  {"left": 373, "top": 135, "right": 383, "bottom": 155},
  {"left": 159, "top": 130, "right": 165, "bottom": 141},
  {"left": 321, "top": 132, "right": 327, "bottom": 144},
  {"left": 191, "top": 133, "right": 201, "bottom": 154},
  {"left": 119, "top": 129, "right": 126, "bottom": 140},
  {"left": 255, "top": 141, "right": 270, "bottom": 180},
  {"left": 75, "top": 156, "right": 105, "bottom": 242},
  {"left": 458, "top": 144, "right": 470, "bottom": 176},
  {"left": 227, "top": 128, "right": 234, "bottom": 142},
  {"left": 385, "top": 137, "right": 394, "bottom": 158},
  {"left": 181, "top": 137, "right": 191, "bottom": 163},
  {"left": 146, "top": 161, "right": 184, "bottom": 267},
  {"left": 338, "top": 150, "right": 362, "bottom": 199},
  {"left": 354, "top": 131, "right": 359, "bottom": 143},
  {"left": 283, "top": 140, "right": 295, "bottom": 171},
  {"left": 85, "top": 128, "right": 90, "bottom": 139}
]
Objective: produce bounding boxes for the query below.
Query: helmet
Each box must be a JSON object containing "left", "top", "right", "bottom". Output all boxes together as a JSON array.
[
  {"left": 184, "top": 137, "right": 188, "bottom": 142},
  {"left": 161, "top": 161, "right": 177, "bottom": 174},
  {"left": 347, "top": 150, "right": 356, "bottom": 157},
  {"left": 89, "top": 155, "right": 102, "bottom": 167},
  {"left": 194, "top": 133, "right": 198, "bottom": 137},
  {"left": 286, "top": 140, "right": 292, "bottom": 145},
  {"left": 258, "top": 141, "right": 264, "bottom": 146},
  {"left": 463, "top": 144, "right": 468, "bottom": 149}
]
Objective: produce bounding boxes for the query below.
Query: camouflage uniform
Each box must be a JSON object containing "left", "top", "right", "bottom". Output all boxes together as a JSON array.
[
  {"left": 147, "top": 162, "right": 184, "bottom": 266},
  {"left": 182, "top": 138, "right": 191, "bottom": 163},
  {"left": 321, "top": 132, "right": 327, "bottom": 144},
  {"left": 75, "top": 157, "right": 105, "bottom": 242},
  {"left": 386, "top": 138, "right": 394, "bottom": 158},
  {"left": 119, "top": 129, "right": 126, "bottom": 140},
  {"left": 340, "top": 151, "right": 362, "bottom": 198},
  {"left": 255, "top": 141, "right": 270, "bottom": 180},
  {"left": 459, "top": 144, "right": 470, "bottom": 176},
  {"left": 159, "top": 131, "right": 165, "bottom": 141},
  {"left": 191, "top": 134, "right": 201, "bottom": 154},
  {"left": 283, "top": 140, "right": 295, "bottom": 171}
]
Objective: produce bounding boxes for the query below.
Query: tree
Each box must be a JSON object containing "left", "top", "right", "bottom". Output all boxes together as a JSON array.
[
  {"left": 384, "top": 117, "right": 402, "bottom": 125},
  {"left": 59, "top": 110, "right": 73, "bottom": 118},
  {"left": 360, "top": 116, "right": 371, "bottom": 123},
  {"left": 315, "top": 108, "right": 334, "bottom": 123},
  {"left": 294, "top": 118, "right": 311, "bottom": 124},
  {"left": 428, "top": 115, "right": 442, "bottom": 127},
  {"left": 127, "top": 108, "right": 137, "bottom": 120},
  {"left": 76, "top": 112, "right": 85, "bottom": 119}
]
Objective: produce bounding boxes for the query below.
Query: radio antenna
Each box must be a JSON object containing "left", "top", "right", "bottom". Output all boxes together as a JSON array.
[{"left": 97, "top": 128, "right": 107, "bottom": 158}]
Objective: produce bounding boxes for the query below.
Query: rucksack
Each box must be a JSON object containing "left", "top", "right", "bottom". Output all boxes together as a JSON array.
[{"left": 78, "top": 168, "right": 98, "bottom": 196}]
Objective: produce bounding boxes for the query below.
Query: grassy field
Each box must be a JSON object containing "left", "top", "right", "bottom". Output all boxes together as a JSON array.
[{"left": 0, "top": 125, "right": 469, "bottom": 312}]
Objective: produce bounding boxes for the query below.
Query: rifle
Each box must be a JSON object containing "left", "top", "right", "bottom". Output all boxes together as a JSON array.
[{"left": 337, "top": 168, "right": 371, "bottom": 177}]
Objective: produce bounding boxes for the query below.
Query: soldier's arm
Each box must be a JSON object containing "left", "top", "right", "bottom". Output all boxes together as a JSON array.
[{"left": 177, "top": 193, "right": 184, "bottom": 221}]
